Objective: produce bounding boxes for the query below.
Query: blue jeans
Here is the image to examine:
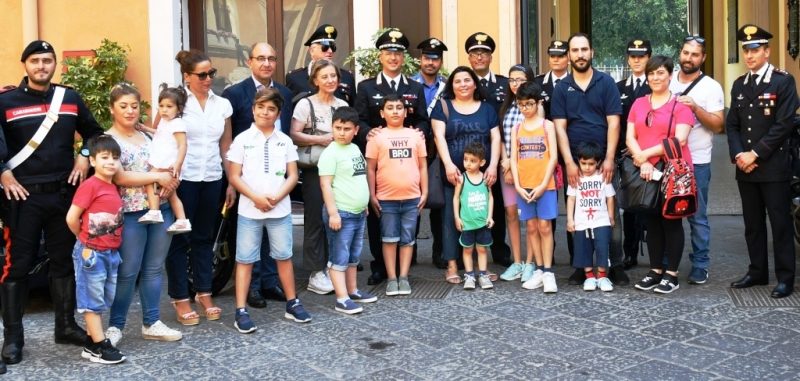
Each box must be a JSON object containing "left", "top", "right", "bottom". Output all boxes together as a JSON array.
[
  {"left": 109, "top": 203, "right": 174, "bottom": 328},
  {"left": 166, "top": 179, "right": 223, "bottom": 298},
  {"left": 572, "top": 226, "right": 612, "bottom": 269},
  {"left": 73, "top": 242, "right": 121, "bottom": 314},
  {"left": 236, "top": 214, "right": 293, "bottom": 263},
  {"left": 322, "top": 208, "right": 366, "bottom": 271},
  {"left": 688, "top": 163, "right": 711, "bottom": 270},
  {"left": 379, "top": 198, "right": 420, "bottom": 246}
]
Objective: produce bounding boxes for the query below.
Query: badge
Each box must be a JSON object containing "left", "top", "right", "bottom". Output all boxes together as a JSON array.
[
  {"left": 765, "top": 108, "right": 771, "bottom": 116},
  {"left": 620, "top": 94, "right": 629, "bottom": 100},
  {"left": 736, "top": 94, "right": 744, "bottom": 100}
]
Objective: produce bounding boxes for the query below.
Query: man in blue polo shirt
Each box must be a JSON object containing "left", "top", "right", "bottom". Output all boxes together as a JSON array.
[{"left": 551, "top": 32, "right": 630, "bottom": 287}]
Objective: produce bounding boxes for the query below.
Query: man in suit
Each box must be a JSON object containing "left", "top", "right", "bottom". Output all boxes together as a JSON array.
[
  {"left": 354, "top": 28, "right": 430, "bottom": 285},
  {"left": 221, "top": 42, "right": 290, "bottom": 308},
  {"left": 534, "top": 40, "right": 570, "bottom": 120},
  {"left": 727, "top": 24, "right": 799, "bottom": 298},
  {"left": 285, "top": 24, "right": 356, "bottom": 106},
  {"left": 465, "top": 32, "right": 511, "bottom": 267}
]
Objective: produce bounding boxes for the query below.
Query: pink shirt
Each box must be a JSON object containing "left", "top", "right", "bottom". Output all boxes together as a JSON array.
[
  {"left": 628, "top": 96, "right": 694, "bottom": 166},
  {"left": 365, "top": 127, "right": 427, "bottom": 200}
]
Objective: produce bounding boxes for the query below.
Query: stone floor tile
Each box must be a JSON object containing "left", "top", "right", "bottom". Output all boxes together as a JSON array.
[
  {"left": 638, "top": 319, "right": 714, "bottom": 342},
  {"left": 562, "top": 347, "right": 650, "bottom": 373},
  {"left": 708, "top": 355, "right": 799, "bottom": 380},
  {"left": 617, "top": 359, "right": 717, "bottom": 380},
  {"left": 641, "top": 342, "right": 734, "bottom": 370},
  {"left": 686, "top": 332, "right": 771, "bottom": 355}
]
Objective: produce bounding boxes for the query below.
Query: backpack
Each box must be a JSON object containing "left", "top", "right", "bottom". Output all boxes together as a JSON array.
[{"left": 660, "top": 137, "right": 697, "bottom": 219}]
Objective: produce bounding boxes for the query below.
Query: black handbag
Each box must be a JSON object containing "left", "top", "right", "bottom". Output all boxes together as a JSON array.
[{"left": 616, "top": 154, "right": 663, "bottom": 212}]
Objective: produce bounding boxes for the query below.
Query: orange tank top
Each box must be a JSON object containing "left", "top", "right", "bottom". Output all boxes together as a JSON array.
[{"left": 516, "top": 121, "right": 556, "bottom": 190}]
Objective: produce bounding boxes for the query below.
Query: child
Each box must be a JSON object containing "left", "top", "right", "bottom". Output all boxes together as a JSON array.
[
  {"left": 566, "top": 142, "right": 616, "bottom": 292},
  {"left": 65, "top": 135, "right": 125, "bottom": 364},
  {"left": 226, "top": 88, "right": 311, "bottom": 333},
  {"left": 512, "top": 82, "right": 559, "bottom": 293},
  {"left": 365, "top": 94, "right": 428, "bottom": 296},
  {"left": 454, "top": 141, "right": 495, "bottom": 290},
  {"left": 137, "top": 84, "right": 191, "bottom": 234},
  {"left": 319, "top": 107, "right": 378, "bottom": 314}
]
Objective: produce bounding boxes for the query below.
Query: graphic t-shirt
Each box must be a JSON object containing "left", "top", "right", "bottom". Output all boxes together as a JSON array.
[
  {"left": 459, "top": 172, "right": 490, "bottom": 231},
  {"left": 365, "top": 127, "right": 427, "bottom": 200},
  {"left": 72, "top": 176, "right": 124, "bottom": 250},
  {"left": 516, "top": 122, "right": 556, "bottom": 190},
  {"left": 318, "top": 142, "right": 369, "bottom": 213},
  {"left": 430, "top": 100, "right": 498, "bottom": 176},
  {"left": 566, "top": 172, "right": 615, "bottom": 230}
]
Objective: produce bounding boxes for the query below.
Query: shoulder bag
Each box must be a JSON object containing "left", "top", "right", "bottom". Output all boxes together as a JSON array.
[{"left": 296, "top": 98, "right": 328, "bottom": 169}]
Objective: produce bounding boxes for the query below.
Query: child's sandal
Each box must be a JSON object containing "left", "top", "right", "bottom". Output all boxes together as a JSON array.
[
  {"left": 170, "top": 298, "right": 200, "bottom": 326},
  {"left": 194, "top": 292, "right": 222, "bottom": 321}
]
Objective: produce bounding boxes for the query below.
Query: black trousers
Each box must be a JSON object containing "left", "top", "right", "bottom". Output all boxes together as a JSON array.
[
  {"left": 645, "top": 214, "right": 684, "bottom": 272},
  {"left": 489, "top": 179, "right": 510, "bottom": 263},
  {"left": 738, "top": 180, "right": 795, "bottom": 284},
  {"left": 301, "top": 169, "right": 329, "bottom": 271},
  {"left": 623, "top": 210, "right": 646, "bottom": 259}
]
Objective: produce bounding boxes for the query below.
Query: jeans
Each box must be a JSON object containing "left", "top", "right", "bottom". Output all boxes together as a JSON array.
[
  {"left": 227, "top": 195, "right": 279, "bottom": 292},
  {"left": 236, "top": 214, "right": 293, "bottom": 263},
  {"left": 73, "top": 242, "right": 121, "bottom": 314},
  {"left": 572, "top": 226, "right": 611, "bottom": 269},
  {"left": 378, "top": 198, "right": 420, "bottom": 245},
  {"left": 322, "top": 208, "right": 366, "bottom": 271},
  {"left": 166, "top": 179, "right": 224, "bottom": 298},
  {"left": 688, "top": 163, "right": 711, "bottom": 270},
  {"left": 109, "top": 203, "right": 174, "bottom": 328}
]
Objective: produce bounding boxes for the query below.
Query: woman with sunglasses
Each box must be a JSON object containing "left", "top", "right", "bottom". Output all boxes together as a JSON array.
[
  {"left": 165, "top": 49, "right": 234, "bottom": 322},
  {"left": 626, "top": 55, "right": 694, "bottom": 294}
]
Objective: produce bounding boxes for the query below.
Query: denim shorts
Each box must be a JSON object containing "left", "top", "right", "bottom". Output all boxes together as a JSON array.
[
  {"left": 517, "top": 189, "right": 558, "bottom": 221},
  {"left": 72, "top": 241, "right": 121, "bottom": 314},
  {"left": 322, "top": 207, "right": 366, "bottom": 271},
  {"left": 459, "top": 226, "right": 493, "bottom": 248},
  {"left": 572, "top": 226, "right": 612, "bottom": 268},
  {"left": 379, "top": 198, "right": 420, "bottom": 246},
  {"left": 236, "top": 214, "right": 293, "bottom": 263}
]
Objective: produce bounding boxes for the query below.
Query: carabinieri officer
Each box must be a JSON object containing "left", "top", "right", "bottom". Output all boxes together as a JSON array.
[
  {"left": 534, "top": 40, "right": 570, "bottom": 120},
  {"left": 727, "top": 24, "right": 800, "bottom": 298},
  {"left": 285, "top": 24, "right": 356, "bottom": 106}
]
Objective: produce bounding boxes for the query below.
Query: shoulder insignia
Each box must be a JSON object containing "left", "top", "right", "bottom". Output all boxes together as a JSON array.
[
  {"left": 736, "top": 73, "right": 748, "bottom": 80},
  {"left": 0, "top": 85, "right": 17, "bottom": 95},
  {"left": 773, "top": 68, "right": 788, "bottom": 75}
]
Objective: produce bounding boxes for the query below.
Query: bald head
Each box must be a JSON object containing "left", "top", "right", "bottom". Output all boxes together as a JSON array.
[{"left": 249, "top": 42, "right": 277, "bottom": 84}]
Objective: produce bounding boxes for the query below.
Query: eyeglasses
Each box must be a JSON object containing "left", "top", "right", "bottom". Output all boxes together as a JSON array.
[
  {"left": 518, "top": 100, "right": 538, "bottom": 110},
  {"left": 252, "top": 56, "right": 278, "bottom": 64},
  {"left": 684, "top": 35, "right": 706, "bottom": 45},
  {"left": 189, "top": 68, "right": 218, "bottom": 80},
  {"left": 469, "top": 51, "right": 490, "bottom": 58},
  {"left": 508, "top": 79, "right": 527, "bottom": 85}
]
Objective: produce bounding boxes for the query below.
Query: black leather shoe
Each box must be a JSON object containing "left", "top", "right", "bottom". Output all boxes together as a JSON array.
[
  {"left": 432, "top": 255, "right": 448, "bottom": 270},
  {"left": 771, "top": 283, "right": 794, "bottom": 298},
  {"left": 609, "top": 266, "right": 630, "bottom": 286},
  {"left": 1, "top": 281, "right": 25, "bottom": 364},
  {"left": 623, "top": 256, "right": 638, "bottom": 270},
  {"left": 730, "top": 274, "right": 768, "bottom": 289},
  {"left": 261, "top": 286, "right": 286, "bottom": 302},
  {"left": 568, "top": 269, "right": 586, "bottom": 285},
  {"left": 247, "top": 289, "right": 267, "bottom": 309},
  {"left": 367, "top": 271, "right": 385, "bottom": 285},
  {"left": 0, "top": 358, "right": 6, "bottom": 374}
]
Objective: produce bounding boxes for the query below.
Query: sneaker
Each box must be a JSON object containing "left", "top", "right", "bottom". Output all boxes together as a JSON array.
[
  {"left": 285, "top": 299, "right": 312, "bottom": 323},
  {"left": 688, "top": 267, "right": 709, "bottom": 285},
  {"left": 597, "top": 277, "right": 614, "bottom": 292},
  {"left": 398, "top": 277, "right": 411, "bottom": 295},
  {"left": 568, "top": 268, "right": 586, "bottom": 285},
  {"left": 478, "top": 273, "right": 494, "bottom": 289},
  {"left": 385, "top": 279, "right": 400, "bottom": 296},
  {"left": 522, "top": 269, "right": 544, "bottom": 290},
  {"left": 81, "top": 339, "right": 125, "bottom": 364},
  {"left": 334, "top": 299, "right": 363, "bottom": 315},
  {"left": 654, "top": 274, "right": 680, "bottom": 294},
  {"left": 463, "top": 273, "right": 476, "bottom": 290},
  {"left": 635, "top": 271, "right": 663, "bottom": 291},
  {"left": 349, "top": 289, "right": 378, "bottom": 303},
  {"left": 520, "top": 263, "right": 537, "bottom": 283},
  {"left": 234, "top": 308, "right": 257, "bottom": 333},
  {"left": 543, "top": 272, "right": 558, "bottom": 293},
  {"left": 583, "top": 277, "right": 598, "bottom": 291},
  {"left": 307, "top": 270, "right": 334, "bottom": 295},
  {"left": 167, "top": 219, "right": 192, "bottom": 235},
  {"left": 105, "top": 327, "right": 122, "bottom": 347},
  {"left": 499, "top": 263, "right": 524, "bottom": 281},
  {"left": 142, "top": 320, "right": 182, "bottom": 341},
  {"left": 137, "top": 209, "right": 164, "bottom": 224}
]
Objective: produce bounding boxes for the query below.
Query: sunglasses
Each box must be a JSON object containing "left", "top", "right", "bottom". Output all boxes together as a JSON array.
[
  {"left": 646, "top": 109, "right": 656, "bottom": 128},
  {"left": 684, "top": 35, "right": 706, "bottom": 45},
  {"left": 190, "top": 68, "right": 218, "bottom": 80},
  {"left": 318, "top": 42, "right": 337, "bottom": 53}
]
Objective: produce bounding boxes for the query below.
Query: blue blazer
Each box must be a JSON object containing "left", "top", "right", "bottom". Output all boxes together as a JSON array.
[{"left": 221, "top": 78, "right": 294, "bottom": 137}]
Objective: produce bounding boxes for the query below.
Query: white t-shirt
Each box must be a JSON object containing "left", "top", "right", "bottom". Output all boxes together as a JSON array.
[
  {"left": 181, "top": 88, "right": 233, "bottom": 182},
  {"left": 567, "top": 173, "right": 616, "bottom": 230},
  {"left": 669, "top": 73, "right": 724, "bottom": 164},
  {"left": 291, "top": 95, "right": 348, "bottom": 133},
  {"left": 148, "top": 117, "right": 187, "bottom": 169},
  {"left": 227, "top": 125, "right": 298, "bottom": 219}
]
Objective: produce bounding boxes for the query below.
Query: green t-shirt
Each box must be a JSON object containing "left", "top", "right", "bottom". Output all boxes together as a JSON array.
[
  {"left": 459, "top": 173, "right": 490, "bottom": 231},
  {"left": 318, "top": 142, "right": 369, "bottom": 213}
]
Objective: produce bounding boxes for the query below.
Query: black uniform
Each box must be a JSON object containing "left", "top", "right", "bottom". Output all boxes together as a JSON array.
[
  {"left": 533, "top": 71, "right": 566, "bottom": 121},
  {"left": 285, "top": 66, "right": 356, "bottom": 106}
]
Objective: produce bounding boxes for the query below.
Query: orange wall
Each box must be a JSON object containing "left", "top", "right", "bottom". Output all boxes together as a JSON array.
[
  {"left": 456, "top": 0, "right": 501, "bottom": 72},
  {"left": 0, "top": 1, "right": 26, "bottom": 86}
]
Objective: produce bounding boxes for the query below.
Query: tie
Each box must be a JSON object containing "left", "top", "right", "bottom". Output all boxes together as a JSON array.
[
  {"left": 750, "top": 74, "right": 759, "bottom": 88},
  {"left": 480, "top": 79, "right": 489, "bottom": 88},
  {"left": 554, "top": 78, "right": 560, "bottom": 85},
  {"left": 635, "top": 78, "right": 641, "bottom": 92},
  {"left": 390, "top": 79, "right": 397, "bottom": 92}
]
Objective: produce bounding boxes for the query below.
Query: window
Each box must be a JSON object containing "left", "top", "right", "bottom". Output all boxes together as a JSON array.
[
  {"left": 521, "top": 0, "right": 540, "bottom": 74},
  {"left": 282, "top": 0, "right": 352, "bottom": 73}
]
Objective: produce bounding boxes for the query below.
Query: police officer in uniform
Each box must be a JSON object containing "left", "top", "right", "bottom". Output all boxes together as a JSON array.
[
  {"left": 354, "top": 28, "right": 429, "bottom": 284},
  {"left": 285, "top": 24, "right": 356, "bottom": 106},
  {"left": 0, "top": 41, "right": 104, "bottom": 365},
  {"left": 534, "top": 40, "right": 570, "bottom": 120},
  {"left": 465, "top": 32, "right": 511, "bottom": 267},
  {"left": 727, "top": 25, "right": 799, "bottom": 298}
]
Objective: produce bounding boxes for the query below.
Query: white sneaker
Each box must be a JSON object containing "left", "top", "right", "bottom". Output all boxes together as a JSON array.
[
  {"left": 105, "top": 326, "right": 122, "bottom": 347},
  {"left": 597, "top": 277, "right": 614, "bottom": 292},
  {"left": 142, "top": 320, "right": 182, "bottom": 342},
  {"left": 543, "top": 272, "right": 558, "bottom": 293},
  {"left": 167, "top": 219, "right": 192, "bottom": 234},
  {"left": 583, "top": 277, "right": 598, "bottom": 291},
  {"left": 307, "top": 270, "right": 334, "bottom": 294},
  {"left": 138, "top": 210, "right": 164, "bottom": 224},
  {"left": 522, "top": 269, "right": 544, "bottom": 290}
]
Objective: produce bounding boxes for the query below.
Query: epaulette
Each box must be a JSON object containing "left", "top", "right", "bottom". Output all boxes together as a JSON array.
[
  {"left": 533, "top": 73, "right": 545, "bottom": 79},
  {"left": 737, "top": 73, "right": 748, "bottom": 80},
  {"left": 773, "top": 68, "right": 789, "bottom": 76},
  {"left": 0, "top": 85, "right": 16, "bottom": 95}
]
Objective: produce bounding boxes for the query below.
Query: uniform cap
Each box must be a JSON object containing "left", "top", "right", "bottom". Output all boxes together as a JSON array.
[
  {"left": 417, "top": 38, "right": 448, "bottom": 58},
  {"left": 626, "top": 39, "right": 652, "bottom": 56},
  {"left": 21, "top": 40, "right": 55, "bottom": 62},
  {"left": 304, "top": 24, "right": 338, "bottom": 46},
  {"left": 547, "top": 40, "right": 567, "bottom": 56},
  {"left": 465, "top": 32, "right": 496, "bottom": 53},
  {"left": 737, "top": 24, "right": 772, "bottom": 49},
  {"left": 375, "top": 28, "right": 409, "bottom": 51}
]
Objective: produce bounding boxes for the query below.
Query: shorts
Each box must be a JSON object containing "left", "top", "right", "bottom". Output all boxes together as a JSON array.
[
  {"left": 572, "top": 226, "right": 612, "bottom": 268},
  {"left": 500, "top": 178, "right": 518, "bottom": 207},
  {"left": 459, "top": 226, "right": 493, "bottom": 247},
  {"left": 517, "top": 189, "right": 558, "bottom": 221},
  {"left": 236, "top": 214, "right": 293, "bottom": 263},
  {"left": 323, "top": 207, "right": 366, "bottom": 271},
  {"left": 72, "top": 241, "right": 121, "bottom": 314},
  {"left": 379, "top": 198, "right": 420, "bottom": 246}
]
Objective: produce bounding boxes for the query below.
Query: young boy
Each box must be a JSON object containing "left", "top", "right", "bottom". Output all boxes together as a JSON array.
[
  {"left": 454, "top": 141, "right": 495, "bottom": 290},
  {"left": 65, "top": 135, "right": 125, "bottom": 364},
  {"left": 566, "top": 142, "right": 616, "bottom": 292},
  {"left": 319, "top": 107, "right": 378, "bottom": 314},
  {"left": 366, "top": 94, "right": 428, "bottom": 296},
  {"left": 227, "top": 88, "right": 311, "bottom": 333}
]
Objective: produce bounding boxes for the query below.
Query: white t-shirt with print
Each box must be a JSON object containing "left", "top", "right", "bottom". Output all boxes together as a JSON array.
[
  {"left": 567, "top": 172, "right": 616, "bottom": 230},
  {"left": 669, "top": 73, "right": 724, "bottom": 164}
]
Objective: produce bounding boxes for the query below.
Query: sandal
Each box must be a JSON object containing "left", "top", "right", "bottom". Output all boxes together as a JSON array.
[
  {"left": 171, "top": 298, "right": 200, "bottom": 326},
  {"left": 194, "top": 293, "right": 222, "bottom": 321},
  {"left": 487, "top": 272, "right": 498, "bottom": 282},
  {"left": 445, "top": 272, "right": 462, "bottom": 284}
]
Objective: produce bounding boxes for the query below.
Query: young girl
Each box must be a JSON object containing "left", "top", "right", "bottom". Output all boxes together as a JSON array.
[
  {"left": 511, "top": 82, "right": 559, "bottom": 293},
  {"left": 137, "top": 84, "right": 191, "bottom": 234}
]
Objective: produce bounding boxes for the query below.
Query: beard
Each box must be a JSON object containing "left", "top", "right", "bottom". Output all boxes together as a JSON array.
[
  {"left": 681, "top": 61, "right": 701, "bottom": 74},
  {"left": 570, "top": 57, "right": 592, "bottom": 73},
  {"left": 28, "top": 70, "right": 54, "bottom": 87}
]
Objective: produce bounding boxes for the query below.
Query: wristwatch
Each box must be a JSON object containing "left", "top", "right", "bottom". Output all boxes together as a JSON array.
[{"left": 80, "top": 148, "right": 90, "bottom": 157}]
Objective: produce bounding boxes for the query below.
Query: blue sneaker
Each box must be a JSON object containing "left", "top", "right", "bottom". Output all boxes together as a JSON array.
[
  {"left": 520, "top": 263, "right": 537, "bottom": 283},
  {"left": 349, "top": 289, "right": 378, "bottom": 303},
  {"left": 285, "top": 299, "right": 312, "bottom": 323},
  {"left": 500, "top": 263, "right": 524, "bottom": 281},
  {"left": 688, "top": 267, "right": 708, "bottom": 285},
  {"left": 234, "top": 308, "right": 257, "bottom": 334},
  {"left": 334, "top": 299, "right": 363, "bottom": 315}
]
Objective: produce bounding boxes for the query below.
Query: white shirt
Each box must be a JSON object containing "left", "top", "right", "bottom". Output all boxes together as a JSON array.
[
  {"left": 669, "top": 72, "right": 724, "bottom": 164},
  {"left": 149, "top": 117, "right": 187, "bottom": 169},
  {"left": 181, "top": 88, "right": 233, "bottom": 181},
  {"left": 227, "top": 125, "right": 298, "bottom": 219},
  {"left": 566, "top": 173, "right": 616, "bottom": 230}
]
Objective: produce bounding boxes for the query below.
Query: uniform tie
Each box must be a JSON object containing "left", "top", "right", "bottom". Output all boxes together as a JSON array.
[
  {"left": 390, "top": 79, "right": 397, "bottom": 92},
  {"left": 749, "top": 73, "right": 759, "bottom": 88},
  {"left": 635, "top": 78, "right": 642, "bottom": 92},
  {"left": 554, "top": 78, "right": 560, "bottom": 85},
  {"left": 480, "top": 79, "right": 489, "bottom": 88}
]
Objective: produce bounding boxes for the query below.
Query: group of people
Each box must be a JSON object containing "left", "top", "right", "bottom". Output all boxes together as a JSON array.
[{"left": 0, "top": 20, "right": 795, "bottom": 370}]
